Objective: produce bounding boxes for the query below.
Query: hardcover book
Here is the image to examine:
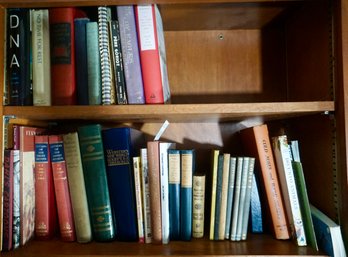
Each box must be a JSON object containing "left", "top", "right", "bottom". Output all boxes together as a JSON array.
[
  {"left": 12, "top": 150, "right": 20, "bottom": 249},
  {"left": 102, "top": 127, "right": 144, "bottom": 241},
  {"left": 218, "top": 153, "right": 230, "bottom": 240},
  {"left": 250, "top": 173, "right": 263, "bottom": 234},
  {"left": 133, "top": 157, "right": 145, "bottom": 243},
  {"left": 209, "top": 149, "right": 220, "bottom": 240},
  {"left": 213, "top": 154, "right": 224, "bottom": 240},
  {"left": 192, "top": 174, "right": 206, "bottom": 238},
  {"left": 225, "top": 157, "right": 236, "bottom": 239},
  {"left": 78, "top": 124, "right": 115, "bottom": 241}
]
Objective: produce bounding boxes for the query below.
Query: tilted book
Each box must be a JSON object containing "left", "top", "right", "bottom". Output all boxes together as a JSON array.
[
  {"left": 192, "top": 174, "right": 206, "bottom": 239},
  {"left": 78, "top": 124, "right": 115, "bottom": 241},
  {"left": 102, "top": 127, "right": 144, "bottom": 241},
  {"left": 250, "top": 173, "right": 263, "bottom": 234},
  {"left": 63, "top": 132, "right": 92, "bottom": 243}
]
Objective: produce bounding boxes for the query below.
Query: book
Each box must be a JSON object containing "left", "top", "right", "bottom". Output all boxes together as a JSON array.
[
  {"left": 192, "top": 174, "right": 206, "bottom": 238},
  {"left": 272, "top": 135, "right": 306, "bottom": 246},
  {"left": 180, "top": 149, "right": 194, "bottom": 241},
  {"left": 135, "top": 4, "right": 170, "bottom": 104},
  {"left": 209, "top": 149, "right": 220, "bottom": 240},
  {"left": 140, "top": 148, "right": 152, "bottom": 243},
  {"left": 168, "top": 149, "right": 181, "bottom": 240},
  {"left": 225, "top": 157, "right": 236, "bottom": 239},
  {"left": 34, "top": 135, "right": 57, "bottom": 240},
  {"left": 86, "top": 21, "right": 102, "bottom": 105},
  {"left": 240, "top": 124, "right": 290, "bottom": 240},
  {"left": 32, "top": 9, "right": 51, "bottom": 106},
  {"left": 133, "top": 157, "right": 145, "bottom": 243},
  {"left": 49, "top": 135, "right": 76, "bottom": 242},
  {"left": 63, "top": 132, "right": 92, "bottom": 243},
  {"left": 102, "top": 127, "right": 144, "bottom": 241},
  {"left": 7, "top": 8, "right": 32, "bottom": 106},
  {"left": 49, "top": 7, "right": 86, "bottom": 105},
  {"left": 78, "top": 124, "right": 115, "bottom": 241},
  {"left": 74, "top": 17, "right": 90, "bottom": 105},
  {"left": 311, "top": 204, "right": 347, "bottom": 257},
  {"left": 213, "top": 154, "right": 224, "bottom": 240},
  {"left": 250, "top": 173, "right": 263, "bottom": 234},
  {"left": 19, "top": 126, "right": 45, "bottom": 245},
  {"left": 12, "top": 150, "right": 20, "bottom": 249},
  {"left": 116, "top": 5, "right": 145, "bottom": 104}
]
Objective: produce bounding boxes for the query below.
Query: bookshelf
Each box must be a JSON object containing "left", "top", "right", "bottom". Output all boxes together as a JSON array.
[{"left": 0, "top": 0, "right": 346, "bottom": 256}]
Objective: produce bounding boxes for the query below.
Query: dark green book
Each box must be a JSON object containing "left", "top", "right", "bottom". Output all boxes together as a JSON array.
[{"left": 78, "top": 124, "right": 115, "bottom": 241}]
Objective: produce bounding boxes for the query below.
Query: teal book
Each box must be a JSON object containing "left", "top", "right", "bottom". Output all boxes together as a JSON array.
[
  {"left": 78, "top": 124, "right": 115, "bottom": 241},
  {"left": 213, "top": 154, "right": 224, "bottom": 240},
  {"left": 250, "top": 173, "right": 263, "bottom": 233},
  {"left": 230, "top": 157, "right": 243, "bottom": 241},
  {"left": 180, "top": 149, "right": 194, "bottom": 241},
  {"left": 102, "top": 127, "right": 145, "bottom": 241}
]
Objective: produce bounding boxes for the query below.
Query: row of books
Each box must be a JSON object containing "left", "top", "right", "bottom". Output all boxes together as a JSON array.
[{"left": 6, "top": 4, "right": 170, "bottom": 106}]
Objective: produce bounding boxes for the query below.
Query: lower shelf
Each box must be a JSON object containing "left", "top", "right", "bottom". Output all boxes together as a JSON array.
[{"left": 2, "top": 234, "right": 327, "bottom": 256}]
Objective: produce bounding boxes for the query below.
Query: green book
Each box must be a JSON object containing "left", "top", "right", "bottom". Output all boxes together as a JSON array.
[{"left": 78, "top": 124, "right": 115, "bottom": 241}]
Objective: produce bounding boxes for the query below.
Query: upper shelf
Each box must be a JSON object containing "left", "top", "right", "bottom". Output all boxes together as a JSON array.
[{"left": 2, "top": 101, "right": 335, "bottom": 122}]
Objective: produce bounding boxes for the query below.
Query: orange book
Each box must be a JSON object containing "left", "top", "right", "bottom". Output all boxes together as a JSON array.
[{"left": 240, "top": 124, "right": 290, "bottom": 240}]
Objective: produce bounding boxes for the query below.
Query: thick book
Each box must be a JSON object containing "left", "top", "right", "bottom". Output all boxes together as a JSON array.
[
  {"left": 63, "top": 132, "right": 92, "bottom": 243},
  {"left": 86, "top": 21, "right": 102, "bottom": 105},
  {"left": 12, "top": 150, "right": 20, "bottom": 249},
  {"left": 34, "top": 135, "right": 57, "bottom": 240},
  {"left": 133, "top": 157, "right": 145, "bottom": 243},
  {"left": 180, "top": 149, "right": 194, "bottom": 241},
  {"left": 102, "top": 127, "right": 144, "bottom": 241},
  {"left": 19, "top": 126, "right": 46, "bottom": 245},
  {"left": 7, "top": 8, "right": 32, "bottom": 106},
  {"left": 225, "top": 157, "right": 236, "bottom": 239},
  {"left": 49, "top": 135, "right": 76, "bottom": 242},
  {"left": 209, "top": 149, "right": 220, "bottom": 240},
  {"left": 135, "top": 4, "right": 170, "bottom": 104},
  {"left": 213, "top": 154, "right": 224, "bottom": 240},
  {"left": 49, "top": 7, "right": 86, "bottom": 105},
  {"left": 311, "top": 204, "right": 347, "bottom": 257},
  {"left": 78, "top": 124, "right": 115, "bottom": 241},
  {"left": 168, "top": 149, "right": 181, "bottom": 240},
  {"left": 192, "top": 174, "right": 206, "bottom": 238},
  {"left": 240, "top": 124, "right": 290, "bottom": 240},
  {"left": 116, "top": 5, "right": 145, "bottom": 104},
  {"left": 74, "top": 17, "right": 90, "bottom": 105},
  {"left": 272, "top": 135, "right": 306, "bottom": 246},
  {"left": 32, "top": 9, "right": 51, "bottom": 106}
]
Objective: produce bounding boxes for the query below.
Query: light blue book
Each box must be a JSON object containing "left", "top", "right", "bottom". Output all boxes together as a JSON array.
[
  {"left": 230, "top": 157, "right": 243, "bottom": 241},
  {"left": 225, "top": 157, "right": 236, "bottom": 239}
]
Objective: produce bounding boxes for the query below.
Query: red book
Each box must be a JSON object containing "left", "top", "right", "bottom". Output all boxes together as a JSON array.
[
  {"left": 135, "top": 5, "right": 170, "bottom": 104},
  {"left": 49, "top": 8, "right": 86, "bottom": 105},
  {"left": 34, "top": 135, "right": 57, "bottom": 240},
  {"left": 49, "top": 135, "right": 76, "bottom": 241}
]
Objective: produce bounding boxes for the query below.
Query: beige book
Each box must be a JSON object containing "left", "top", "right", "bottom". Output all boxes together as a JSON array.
[
  {"left": 133, "top": 156, "right": 145, "bottom": 243},
  {"left": 193, "top": 174, "right": 206, "bottom": 238}
]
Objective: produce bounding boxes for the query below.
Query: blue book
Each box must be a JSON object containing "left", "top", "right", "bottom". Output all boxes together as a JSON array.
[
  {"left": 180, "top": 149, "right": 195, "bottom": 241},
  {"left": 102, "top": 127, "right": 145, "bottom": 241},
  {"left": 168, "top": 149, "right": 181, "bottom": 240},
  {"left": 74, "top": 18, "right": 90, "bottom": 105},
  {"left": 213, "top": 154, "right": 224, "bottom": 240},
  {"left": 250, "top": 173, "right": 263, "bottom": 233}
]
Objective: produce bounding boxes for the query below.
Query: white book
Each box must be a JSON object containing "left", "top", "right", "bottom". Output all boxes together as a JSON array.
[
  {"left": 272, "top": 135, "right": 306, "bottom": 246},
  {"left": 133, "top": 157, "right": 145, "bottom": 243}
]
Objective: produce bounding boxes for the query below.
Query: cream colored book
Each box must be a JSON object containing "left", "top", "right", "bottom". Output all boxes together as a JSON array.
[
  {"left": 133, "top": 156, "right": 145, "bottom": 243},
  {"left": 218, "top": 153, "right": 230, "bottom": 240},
  {"left": 209, "top": 149, "right": 220, "bottom": 240},
  {"left": 193, "top": 174, "right": 206, "bottom": 238}
]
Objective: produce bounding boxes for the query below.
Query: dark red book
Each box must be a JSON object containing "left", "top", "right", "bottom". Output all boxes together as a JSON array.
[
  {"left": 49, "top": 7, "right": 86, "bottom": 105},
  {"left": 34, "top": 135, "right": 57, "bottom": 240},
  {"left": 49, "top": 135, "right": 76, "bottom": 242}
]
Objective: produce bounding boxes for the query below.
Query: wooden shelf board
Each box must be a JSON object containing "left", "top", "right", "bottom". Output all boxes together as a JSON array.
[{"left": 3, "top": 101, "right": 334, "bottom": 122}]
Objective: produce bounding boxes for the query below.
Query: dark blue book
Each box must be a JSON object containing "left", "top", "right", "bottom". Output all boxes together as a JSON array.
[
  {"left": 7, "top": 9, "right": 32, "bottom": 106},
  {"left": 250, "top": 173, "right": 263, "bottom": 233},
  {"left": 168, "top": 149, "right": 181, "bottom": 240},
  {"left": 74, "top": 17, "right": 90, "bottom": 105},
  {"left": 102, "top": 127, "right": 145, "bottom": 241},
  {"left": 213, "top": 154, "right": 224, "bottom": 240},
  {"left": 180, "top": 149, "right": 195, "bottom": 241}
]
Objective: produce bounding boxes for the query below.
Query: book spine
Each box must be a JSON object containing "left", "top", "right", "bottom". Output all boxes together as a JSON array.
[
  {"left": 209, "top": 150, "right": 219, "bottom": 240},
  {"left": 180, "top": 149, "right": 194, "bottom": 241},
  {"left": 117, "top": 5, "right": 145, "bottom": 104},
  {"left": 12, "top": 150, "right": 20, "bottom": 249},
  {"left": 168, "top": 149, "right": 181, "bottom": 240},
  {"left": 49, "top": 135, "right": 76, "bottom": 242},
  {"left": 230, "top": 157, "right": 243, "bottom": 241},
  {"left": 250, "top": 173, "right": 263, "bottom": 234},
  {"left": 213, "top": 154, "right": 224, "bottom": 240},
  {"left": 32, "top": 9, "right": 51, "bottom": 106},
  {"left": 133, "top": 157, "right": 145, "bottom": 243},
  {"left": 225, "top": 157, "right": 236, "bottom": 239},
  {"left": 86, "top": 22, "right": 102, "bottom": 105},
  {"left": 3, "top": 150, "right": 14, "bottom": 251},
  {"left": 78, "top": 124, "right": 115, "bottom": 241},
  {"left": 7, "top": 9, "right": 32, "bottom": 106},
  {"left": 218, "top": 153, "right": 230, "bottom": 240},
  {"left": 74, "top": 18, "right": 90, "bottom": 105},
  {"left": 62, "top": 133, "right": 92, "bottom": 243},
  {"left": 34, "top": 135, "right": 56, "bottom": 240},
  {"left": 192, "top": 174, "right": 205, "bottom": 238}
]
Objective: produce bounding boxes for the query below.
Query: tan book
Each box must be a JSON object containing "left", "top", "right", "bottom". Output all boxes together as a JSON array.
[
  {"left": 133, "top": 156, "right": 145, "bottom": 243},
  {"left": 209, "top": 149, "right": 220, "bottom": 240},
  {"left": 193, "top": 174, "right": 206, "bottom": 238}
]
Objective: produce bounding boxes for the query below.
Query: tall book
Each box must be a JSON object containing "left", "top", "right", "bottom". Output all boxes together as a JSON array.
[
  {"left": 133, "top": 157, "right": 145, "bottom": 243},
  {"left": 19, "top": 126, "right": 45, "bottom": 245},
  {"left": 240, "top": 124, "right": 290, "bottom": 240},
  {"left": 272, "top": 135, "right": 306, "bottom": 246},
  {"left": 213, "top": 154, "right": 224, "bottom": 240},
  {"left": 7, "top": 8, "right": 32, "bottom": 106},
  {"left": 78, "top": 124, "right": 115, "bottom": 241},
  {"left": 74, "top": 17, "right": 90, "bottom": 105},
  {"left": 116, "top": 5, "right": 145, "bottom": 104},
  {"left": 34, "top": 135, "right": 57, "bottom": 240},
  {"left": 12, "top": 150, "right": 20, "bottom": 249},
  {"left": 168, "top": 149, "right": 181, "bottom": 240},
  {"left": 49, "top": 7, "right": 86, "bottom": 105},
  {"left": 135, "top": 4, "right": 170, "bottom": 104},
  {"left": 180, "top": 149, "right": 194, "bottom": 241},
  {"left": 32, "top": 9, "right": 51, "bottom": 106},
  {"left": 63, "top": 132, "right": 92, "bottom": 243},
  {"left": 192, "top": 174, "right": 206, "bottom": 239},
  {"left": 102, "top": 127, "right": 144, "bottom": 241},
  {"left": 225, "top": 157, "right": 237, "bottom": 239},
  {"left": 218, "top": 153, "right": 230, "bottom": 240},
  {"left": 48, "top": 135, "right": 76, "bottom": 242},
  {"left": 209, "top": 149, "right": 220, "bottom": 240}
]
